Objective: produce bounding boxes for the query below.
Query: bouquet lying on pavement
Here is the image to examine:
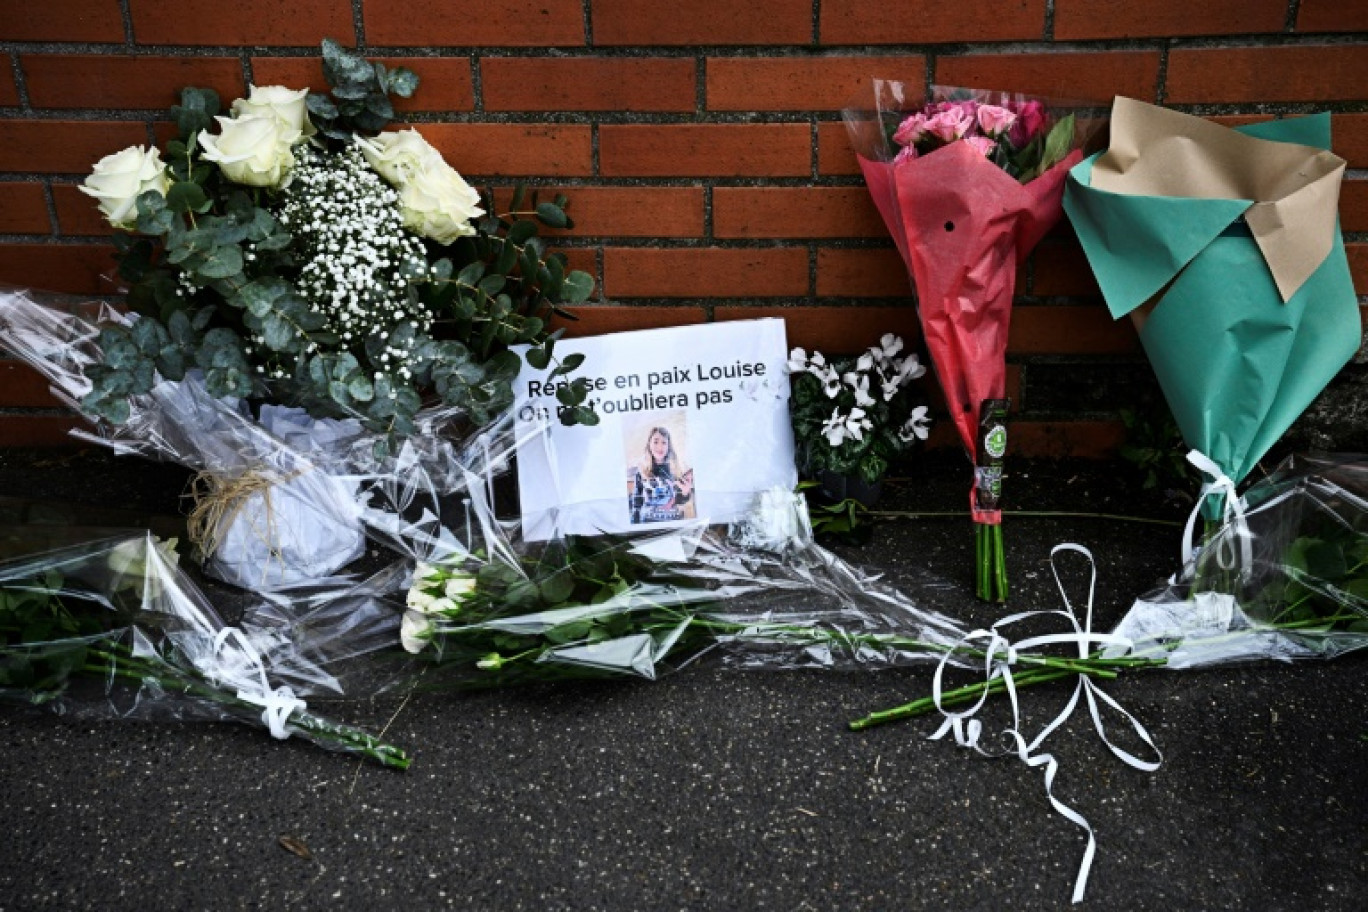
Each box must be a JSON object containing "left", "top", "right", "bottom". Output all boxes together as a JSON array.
[
  {"left": 844, "top": 83, "right": 1097, "bottom": 602},
  {"left": 0, "top": 532, "right": 408, "bottom": 768},
  {"left": 0, "top": 39, "right": 595, "bottom": 589}
]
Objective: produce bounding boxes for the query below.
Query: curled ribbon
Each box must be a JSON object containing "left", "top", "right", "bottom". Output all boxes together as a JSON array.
[
  {"left": 212, "top": 627, "right": 306, "bottom": 740},
  {"left": 1181, "top": 450, "right": 1253, "bottom": 573},
  {"left": 928, "top": 544, "right": 1163, "bottom": 904}
]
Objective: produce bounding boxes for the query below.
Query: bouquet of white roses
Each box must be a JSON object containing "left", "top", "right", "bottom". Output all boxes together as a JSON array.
[{"left": 1, "top": 40, "right": 598, "bottom": 589}]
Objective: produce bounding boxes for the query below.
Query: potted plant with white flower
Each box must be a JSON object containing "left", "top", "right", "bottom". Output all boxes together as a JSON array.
[
  {"left": 78, "top": 39, "right": 598, "bottom": 440},
  {"left": 786, "top": 333, "right": 932, "bottom": 506}
]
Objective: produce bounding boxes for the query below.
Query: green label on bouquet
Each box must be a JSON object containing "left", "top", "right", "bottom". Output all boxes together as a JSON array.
[{"left": 975, "top": 399, "right": 1010, "bottom": 510}]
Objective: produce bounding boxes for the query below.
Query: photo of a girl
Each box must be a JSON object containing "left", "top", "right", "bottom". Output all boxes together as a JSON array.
[{"left": 626, "top": 416, "right": 696, "bottom": 524}]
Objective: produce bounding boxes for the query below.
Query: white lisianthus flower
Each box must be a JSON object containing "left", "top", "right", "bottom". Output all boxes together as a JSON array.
[
  {"left": 356, "top": 128, "right": 484, "bottom": 244},
  {"left": 198, "top": 115, "right": 301, "bottom": 188},
  {"left": 406, "top": 587, "right": 438, "bottom": 612},
  {"left": 444, "top": 575, "right": 477, "bottom": 599},
  {"left": 400, "top": 609, "right": 435, "bottom": 654},
  {"left": 79, "top": 145, "right": 170, "bottom": 229},
  {"left": 231, "top": 85, "right": 315, "bottom": 138}
]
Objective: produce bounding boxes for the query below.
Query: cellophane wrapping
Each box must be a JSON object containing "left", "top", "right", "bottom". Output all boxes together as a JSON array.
[{"left": 1109, "top": 453, "right": 1368, "bottom": 668}]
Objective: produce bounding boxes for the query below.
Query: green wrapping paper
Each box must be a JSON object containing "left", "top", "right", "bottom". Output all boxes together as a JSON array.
[{"left": 1064, "top": 99, "right": 1359, "bottom": 527}]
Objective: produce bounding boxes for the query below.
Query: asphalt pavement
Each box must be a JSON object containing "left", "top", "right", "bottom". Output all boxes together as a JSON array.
[{"left": 0, "top": 446, "right": 1365, "bottom": 911}]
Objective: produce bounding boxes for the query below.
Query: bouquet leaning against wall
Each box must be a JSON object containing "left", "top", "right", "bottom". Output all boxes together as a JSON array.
[{"left": 0, "top": 40, "right": 597, "bottom": 590}]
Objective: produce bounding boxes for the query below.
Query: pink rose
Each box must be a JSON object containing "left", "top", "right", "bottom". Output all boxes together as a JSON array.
[
  {"left": 925, "top": 108, "right": 973, "bottom": 143},
  {"left": 893, "top": 144, "right": 919, "bottom": 165},
  {"left": 976, "top": 104, "right": 1016, "bottom": 137},
  {"left": 892, "top": 113, "right": 927, "bottom": 146},
  {"left": 964, "top": 135, "right": 996, "bottom": 157},
  {"left": 1009, "top": 100, "right": 1047, "bottom": 145}
]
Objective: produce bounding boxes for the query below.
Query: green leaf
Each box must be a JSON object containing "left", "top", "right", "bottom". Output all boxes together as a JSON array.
[
  {"left": 456, "top": 261, "right": 486, "bottom": 286},
  {"left": 196, "top": 244, "right": 244, "bottom": 280},
  {"left": 306, "top": 92, "right": 339, "bottom": 120},
  {"left": 165, "top": 181, "right": 208, "bottom": 214},
  {"left": 387, "top": 67, "right": 419, "bottom": 98},
  {"left": 508, "top": 219, "right": 538, "bottom": 246},
  {"left": 524, "top": 346, "right": 551, "bottom": 370},
  {"left": 535, "top": 202, "right": 568, "bottom": 229},
  {"left": 348, "top": 375, "right": 375, "bottom": 402},
  {"left": 561, "top": 270, "right": 594, "bottom": 304}
]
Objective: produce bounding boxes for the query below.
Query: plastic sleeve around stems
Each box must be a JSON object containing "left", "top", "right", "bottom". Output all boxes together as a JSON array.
[
  {"left": 1105, "top": 452, "right": 1368, "bottom": 668},
  {"left": 0, "top": 533, "right": 408, "bottom": 768}
]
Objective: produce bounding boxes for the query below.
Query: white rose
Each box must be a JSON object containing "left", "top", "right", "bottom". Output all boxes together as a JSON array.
[
  {"left": 396, "top": 165, "right": 483, "bottom": 244},
  {"left": 79, "top": 145, "right": 170, "bottom": 229},
  {"left": 357, "top": 129, "right": 483, "bottom": 244},
  {"left": 355, "top": 128, "right": 442, "bottom": 184},
  {"left": 198, "top": 115, "right": 300, "bottom": 188},
  {"left": 231, "top": 84, "right": 315, "bottom": 138}
]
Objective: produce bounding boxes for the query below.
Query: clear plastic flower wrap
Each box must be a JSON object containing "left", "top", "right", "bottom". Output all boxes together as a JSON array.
[
  {"left": 0, "top": 288, "right": 368, "bottom": 589},
  {"left": 1108, "top": 453, "right": 1368, "bottom": 667},
  {"left": 0, "top": 531, "right": 408, "bottom": 767}
]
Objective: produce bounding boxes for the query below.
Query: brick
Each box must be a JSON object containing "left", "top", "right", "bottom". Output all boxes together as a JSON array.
[
  {"left": 551, "top": 305, "right": 707, "bottom": 338},
  {"left": 816, "top": 248, "right": 909, "bottom": 297},
  {"left": 818, "top": 121, "right": 862, "bottom": 176},
  {"left": 483, "top": 58, "right": 695, "bottom": 113},
  {"left": 936, "top": 52, "right": 1162, "bottom": 104},
  {"left": 1335, "top": 114, "right": 1368, "bottom": 168},
  {"left": 1350, "top": 243, "right": 1367, "bottom": 295},
  {"left": 0, "top": 66, "right": 17, "bottom": 107},
  {"left": 820, "top": 0, "right": 1045, "bottom": 45},
  {"left": 52, "top": 184, "right": 112, "bottom": 236},
  {"left": 1008, "top": 305, "right": 1138, "bottom": 355},
  {"left": 0, "top": 416, "right": 86, "bottom": 448},
  {"left": 366, "top": 0, "right": 584, "bottom": 47},
  {"left": 0, "top": 122, "right": 149, "bottom": 175},
  {"left": 491, "top": 187, "right": 705, "bottom": 238},
  {"left": 603, "top": 248, "right": 809, "bottom": 298},
  {"left": 714, "top": 305, "right": 922, "bottom": 353},
  {"left": 1054, "top": 0, "right": 1285, "bottom": 40},
  {"left": 1342, "top": 180, "right": 1368, "bottom": 233},
  {"left": 1298, "top": 1, "right": 1368, "bottom": 33},
  {"left": 0, "top": 244, "right": 120, "bottom": 295},
  {"left": 600, "top": 124, "right": 810, "bottom": 178},
  {"left": 0, "top": 184, "right": 51, "bottom": 235},
  {"left": 714, "top": 188, "right": 887, "bottom": 239},
  {"left": 0, "top": 0, "right": 124, "bottom": 42},
  {"left": 1031, "top": 241, "right": 1102, "bottom": 298},
  {"left": 414, "top": 124, "right": 593, "bottom": 177},
  {"left": 251, "top": 57, "right": 475, "bottom": 112},
  {"left": 1166, "top": 45, "right": 1368, "bottom": 104},
  {"left": 23, "top": 55, "right": 244, "bottom": 111},
  {"left": 1022, "top": 360, "right": 1159, "bottom": 414},
  {"left": 707, "top": 56, "right": 924, "bottom": 112},
  {"left": 999, "top": 419, "right": 1126, "bottom": 459},
  {"left": 130, "top": 0, "right": 354, "bottom": 46},
  {"left": 0, "top": 362, "right": 65, "bottom": 408},
  {"left": 593, "top": 0, "right": 810, "bottom": 46}
]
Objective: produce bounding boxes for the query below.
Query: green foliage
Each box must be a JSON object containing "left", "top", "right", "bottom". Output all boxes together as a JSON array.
[
  {"left": 0, "top": 570, "right": 104, "bottom": 703},
  {"left": 85, "top": 39, "right": 597, "bottom": 441},
  {"left": 1119, "top": 405, "right": 1194, "bottom": 494},
  {"left": 788, "top": 340, "right": 930, "bottom": 486}
]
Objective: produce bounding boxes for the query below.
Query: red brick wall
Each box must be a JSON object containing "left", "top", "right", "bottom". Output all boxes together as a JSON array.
[{"left": 1, "top": 1, "right": 1365, "bottom": 455}]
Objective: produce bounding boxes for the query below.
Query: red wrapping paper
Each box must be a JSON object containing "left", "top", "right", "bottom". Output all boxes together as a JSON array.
[{"left": 856, "top": 125, "right": 1082, "bottom": 523}]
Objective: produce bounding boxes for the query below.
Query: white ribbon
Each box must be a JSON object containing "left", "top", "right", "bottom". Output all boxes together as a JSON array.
[
  {"left": 928, "top": 544, "right": 1163, "bottom": 903},
  {"left": 1181, "top": 450, "right": 1253, "bottom": 573},
  {"left": 212, "top": 628, "right": 306, "bottom": 740}
]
